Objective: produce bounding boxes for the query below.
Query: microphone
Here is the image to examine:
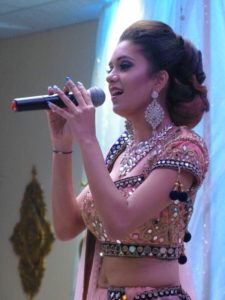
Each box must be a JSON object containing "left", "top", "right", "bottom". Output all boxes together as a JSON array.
[{"left": 11, "top": 86, "right": 105, "bottom": 112}]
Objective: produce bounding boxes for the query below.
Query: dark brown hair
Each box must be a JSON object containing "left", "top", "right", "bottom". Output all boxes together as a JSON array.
[{"left": 119, "top": 20, "right": 209, "bottom": 128}]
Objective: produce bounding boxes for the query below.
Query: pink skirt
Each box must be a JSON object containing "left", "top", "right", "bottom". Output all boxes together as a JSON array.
[{"left": 74, "top": 237, "right": 195, "bottom": 300}]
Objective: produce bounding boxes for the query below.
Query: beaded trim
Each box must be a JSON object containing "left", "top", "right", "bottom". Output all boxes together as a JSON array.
[
  {"left": 100, "top": 242, "right": 182, "bottom": 260},
  {"left": 152, "top": 159, "right": 201, "bottom": 184},
  {"left": 107, "top": 286, "right": 191, "bottom": 300},
  {"left": 114, "top": 174, "right": 145, "bottom": 189},
  {"left": 119, "top": 124, "right": 174, "bottom": 177},
  {"left": 105, "top": 132, "right": 128, "bottom": 170},
  {"left": 108, "top": 287, "right": 125, "bottom": 300}
]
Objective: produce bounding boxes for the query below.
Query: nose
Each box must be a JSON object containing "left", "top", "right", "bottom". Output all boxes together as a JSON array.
[{"left": 106, "top": 73, "right": 119, "bottom": 83}]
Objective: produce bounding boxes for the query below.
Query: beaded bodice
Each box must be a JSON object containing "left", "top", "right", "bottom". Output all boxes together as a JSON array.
[{"left": 81, "top": 126, "right": 208, "bottom": 250}]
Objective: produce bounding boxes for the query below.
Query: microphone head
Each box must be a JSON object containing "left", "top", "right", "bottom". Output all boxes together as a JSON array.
[{"left": 89, "top": 86, "right": 105, "bottom": 107}]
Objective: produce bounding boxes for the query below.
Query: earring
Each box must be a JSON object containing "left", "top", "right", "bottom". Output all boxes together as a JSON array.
[{"left": 144, "top": 91, "right": 165, "bottom": 133}]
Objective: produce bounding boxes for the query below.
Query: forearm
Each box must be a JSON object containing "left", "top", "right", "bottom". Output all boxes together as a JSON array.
[
  {"left": 51, "top": 153, "right": 84, "bottom": 240},
  {"left": 80, "top": 138, "right": 128, "bottom": 237},
  {"left": 79, "top": 138, "right": 182, "bottom": 240}
]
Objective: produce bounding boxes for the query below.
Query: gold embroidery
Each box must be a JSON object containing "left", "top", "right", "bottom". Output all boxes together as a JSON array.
[{"left": 81, "top": 126, "right": 207, "bottom": 248}]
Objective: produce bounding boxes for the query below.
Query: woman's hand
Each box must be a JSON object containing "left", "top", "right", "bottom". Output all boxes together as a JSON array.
[
  {"left": 47, "top": 79, "right": 96, "bottom": 147},
  {"left": 46, "top": 85, "right": 73, "bottom": 150}
]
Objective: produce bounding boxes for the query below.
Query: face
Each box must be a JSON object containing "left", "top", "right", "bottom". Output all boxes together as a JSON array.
[{"left": 106, "top": 40, "right": 156, "bottom": 119}]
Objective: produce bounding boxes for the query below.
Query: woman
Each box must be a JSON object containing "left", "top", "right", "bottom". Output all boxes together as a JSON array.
[{"left": 47, "top": 20, "right": 209, "bottom": 300}]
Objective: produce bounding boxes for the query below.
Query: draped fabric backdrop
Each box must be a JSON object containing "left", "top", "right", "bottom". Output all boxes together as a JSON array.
[{"left": 90, "top": 1, "right": 225, "bottom": 299}]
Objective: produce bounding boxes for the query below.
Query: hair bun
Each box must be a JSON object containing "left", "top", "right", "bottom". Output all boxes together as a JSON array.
[
  {"left": 196, "top": 51, "right": 206, "bottom": 83},
  {"left": 119, "top": 20, "right": 209, "bottom": 127}
]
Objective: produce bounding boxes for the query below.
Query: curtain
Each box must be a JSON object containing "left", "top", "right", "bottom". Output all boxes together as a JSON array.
[
  {"left": 92, "top": 0, "right": 145, "bottom": 153},
  {"left": 91, "top": 0, "right": 225, "bottom": 299}
]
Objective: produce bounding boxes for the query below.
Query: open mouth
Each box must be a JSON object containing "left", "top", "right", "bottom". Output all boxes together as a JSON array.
[{"left": 112, "top": 90, "right": 123, "bottom": 96}]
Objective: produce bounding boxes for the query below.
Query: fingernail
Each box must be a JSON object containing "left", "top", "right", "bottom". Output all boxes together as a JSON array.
[
  {"left": 53, "top": 85, "right": 59, "bottom": 90},
  {"left": 47, "top": 101, "right": 56, "bottom": 112},
  {"left": 76, "top": 81, "right": 83, "bottom": 86},
  {"left": 66, "top": 77, "right": 71, "bottom": 81}
]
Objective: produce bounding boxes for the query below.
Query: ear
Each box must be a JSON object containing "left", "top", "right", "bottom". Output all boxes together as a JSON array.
[{"left": 153, "top": 70, "right": 169, "bottom": 92}]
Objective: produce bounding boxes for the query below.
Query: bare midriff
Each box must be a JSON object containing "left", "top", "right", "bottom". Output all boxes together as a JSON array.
[{"left": 98, "top": 256, "right": 180, "bottom": 288}]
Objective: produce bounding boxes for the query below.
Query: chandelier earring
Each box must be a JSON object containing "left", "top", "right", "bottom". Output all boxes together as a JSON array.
[{"left": 144, "top": 90, "right": 165, "bottom": 134}]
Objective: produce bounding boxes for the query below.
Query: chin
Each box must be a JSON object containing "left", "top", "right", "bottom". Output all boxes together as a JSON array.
[
  {"left": 112, "top": 103, "right": 142, "bottom": 120},
  {"left": 112, "top": 104, "right": 128, "bottom": 118}
]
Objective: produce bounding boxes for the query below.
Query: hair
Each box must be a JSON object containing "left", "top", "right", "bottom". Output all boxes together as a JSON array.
[{"left": 119, "top": 20, "right": 209, "bottom": 128}]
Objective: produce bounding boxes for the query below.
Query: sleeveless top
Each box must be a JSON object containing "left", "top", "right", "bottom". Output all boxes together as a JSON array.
[{"left": 80, "top": 126, "right": 209, "bottom": 261}]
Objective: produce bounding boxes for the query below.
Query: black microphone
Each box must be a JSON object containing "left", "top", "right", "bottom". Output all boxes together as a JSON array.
[{"left": 11, "top": 86, "right": 105, "bottom": 112}]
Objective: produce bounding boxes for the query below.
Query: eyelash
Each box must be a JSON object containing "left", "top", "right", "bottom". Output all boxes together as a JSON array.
[{"left": 107, "top": 61, "right": 133, "bottom": 73}]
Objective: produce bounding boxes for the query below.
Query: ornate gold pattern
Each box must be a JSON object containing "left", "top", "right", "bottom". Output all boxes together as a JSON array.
[
  {"left": 10, "top": 166, "right": 55, "bottom": 300},
  {"left": 150, "top": 126, "right": 209, "bottom": 186},
  {"left": 81, "top": 126, "right": 208, "bottom": 249}
]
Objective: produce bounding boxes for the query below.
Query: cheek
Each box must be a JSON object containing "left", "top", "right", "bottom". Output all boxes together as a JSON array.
[{"left": 127, "top": 78, "right": 151, "bottom": 105}]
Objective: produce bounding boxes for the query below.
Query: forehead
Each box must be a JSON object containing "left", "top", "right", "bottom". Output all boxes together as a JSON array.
[{"left": 109, "top": 40, "right": 146, "bottom": 63}]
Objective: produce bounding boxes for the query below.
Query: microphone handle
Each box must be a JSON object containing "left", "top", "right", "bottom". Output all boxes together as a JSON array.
[{"left": 12, "top": 93, "right": 78, "bottom": 112}]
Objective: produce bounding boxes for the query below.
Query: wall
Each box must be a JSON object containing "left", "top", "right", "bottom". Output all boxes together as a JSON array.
[{"left": 0, "top": 20, "right": 98, "bottom": 300}]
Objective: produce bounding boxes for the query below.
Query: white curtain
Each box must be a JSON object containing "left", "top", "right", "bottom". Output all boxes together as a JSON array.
[{"left": 91, "top": 1, "right": 225, "bottom": 299}]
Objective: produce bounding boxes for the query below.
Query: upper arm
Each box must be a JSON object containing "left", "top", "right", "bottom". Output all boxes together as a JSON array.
[
  {"left": 126, "top": 168, "right": 194, "bottom": 232},
  {"left": 120, "top": 135, "right": 208, "bottom": 236}
]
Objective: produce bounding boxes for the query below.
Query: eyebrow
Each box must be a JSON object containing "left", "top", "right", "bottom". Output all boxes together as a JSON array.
[{"left": 108, "top": 55, "right": 135, "bottom": 65}]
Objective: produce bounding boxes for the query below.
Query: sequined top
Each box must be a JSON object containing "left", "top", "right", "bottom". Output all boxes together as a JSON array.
[{"left": 81, "top": 126, "right": 208, "bottom": 256}]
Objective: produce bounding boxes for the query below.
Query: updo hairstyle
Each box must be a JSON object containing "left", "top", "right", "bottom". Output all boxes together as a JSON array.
[{"left": 119, "top": 20, "right": 209, "bottom": 128}]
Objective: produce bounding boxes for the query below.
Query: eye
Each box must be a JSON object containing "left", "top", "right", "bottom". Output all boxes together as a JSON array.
[{"left": 120, "top": 61, "right": 133, "bottom": 71}]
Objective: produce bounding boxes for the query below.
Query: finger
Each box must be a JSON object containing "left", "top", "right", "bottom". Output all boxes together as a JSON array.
[
  {"left": 48, "top": 86, "right": 55, "bottom": 95},
  {"left": 63, "top": 84, "right": 70, "bottom": 94},
  {"left": 76, "top": 81, "right": 92, "bottom": 106},
  {"left": 52, "top": 85, "right": 78, "bottom": 112},
  {"left": 45, "top": 109, "right": 57, "bottom": 124},
  {"left": 48, "top": 100, "right": 72, "bottom": 119},
  {"left": 66, "top": 78, "right": 87, "bottom": 107}
]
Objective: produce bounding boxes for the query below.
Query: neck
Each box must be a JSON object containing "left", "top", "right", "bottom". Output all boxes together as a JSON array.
[{"left": 128, "top": 114, "right": 173, "bottom": 143}]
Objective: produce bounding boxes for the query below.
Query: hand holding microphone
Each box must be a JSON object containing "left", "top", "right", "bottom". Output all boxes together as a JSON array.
[
  {"left": 11, "top": 84, "right": 105, "bottom": 112},
  {"left": 11, "top": 78, "right": 106, "bottom": 147},
  {"left": 45, "top": 79, "right": 103, "bottom": 146}
]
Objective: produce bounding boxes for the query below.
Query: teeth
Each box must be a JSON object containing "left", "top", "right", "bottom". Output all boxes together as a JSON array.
[{"left": 113, "top": 91, "right": 123, "bottom": 95}]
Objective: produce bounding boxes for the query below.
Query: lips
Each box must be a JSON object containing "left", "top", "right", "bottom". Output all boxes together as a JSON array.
[
  {"left": 109, "top": 87, "right": 123, "bottom": 96},
  {"left": 112, "top": 90, "right": 123, "bottom": 96}
]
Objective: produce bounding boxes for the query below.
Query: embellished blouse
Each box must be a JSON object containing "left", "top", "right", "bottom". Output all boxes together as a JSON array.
[{"left": 80, "top": 126, "right": 209, "bottom": 261}]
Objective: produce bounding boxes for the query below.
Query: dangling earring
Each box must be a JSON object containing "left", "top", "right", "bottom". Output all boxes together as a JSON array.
[{"left": 144, "top": 90, "right": 165, "bottom": 134}]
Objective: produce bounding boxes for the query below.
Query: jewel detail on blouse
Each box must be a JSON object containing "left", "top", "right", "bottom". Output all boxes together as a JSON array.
[
  {"left": 81, "top": 126, "right": 208, "bottom": 249},
  {"left": 119, "top": 124, "right": 174, "bottom": 177}
]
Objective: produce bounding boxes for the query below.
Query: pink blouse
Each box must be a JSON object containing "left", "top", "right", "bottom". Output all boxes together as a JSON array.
[{"left": 80, "top": 126, "right": 208, "bottom": 260}]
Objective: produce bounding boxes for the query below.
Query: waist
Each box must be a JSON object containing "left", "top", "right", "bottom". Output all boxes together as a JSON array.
[
  {"left": 100, "top": 242, "right": 182, "bottom": 260},
  {"left": 98, "top": 256, "right": 180, "bottom": 288}
]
